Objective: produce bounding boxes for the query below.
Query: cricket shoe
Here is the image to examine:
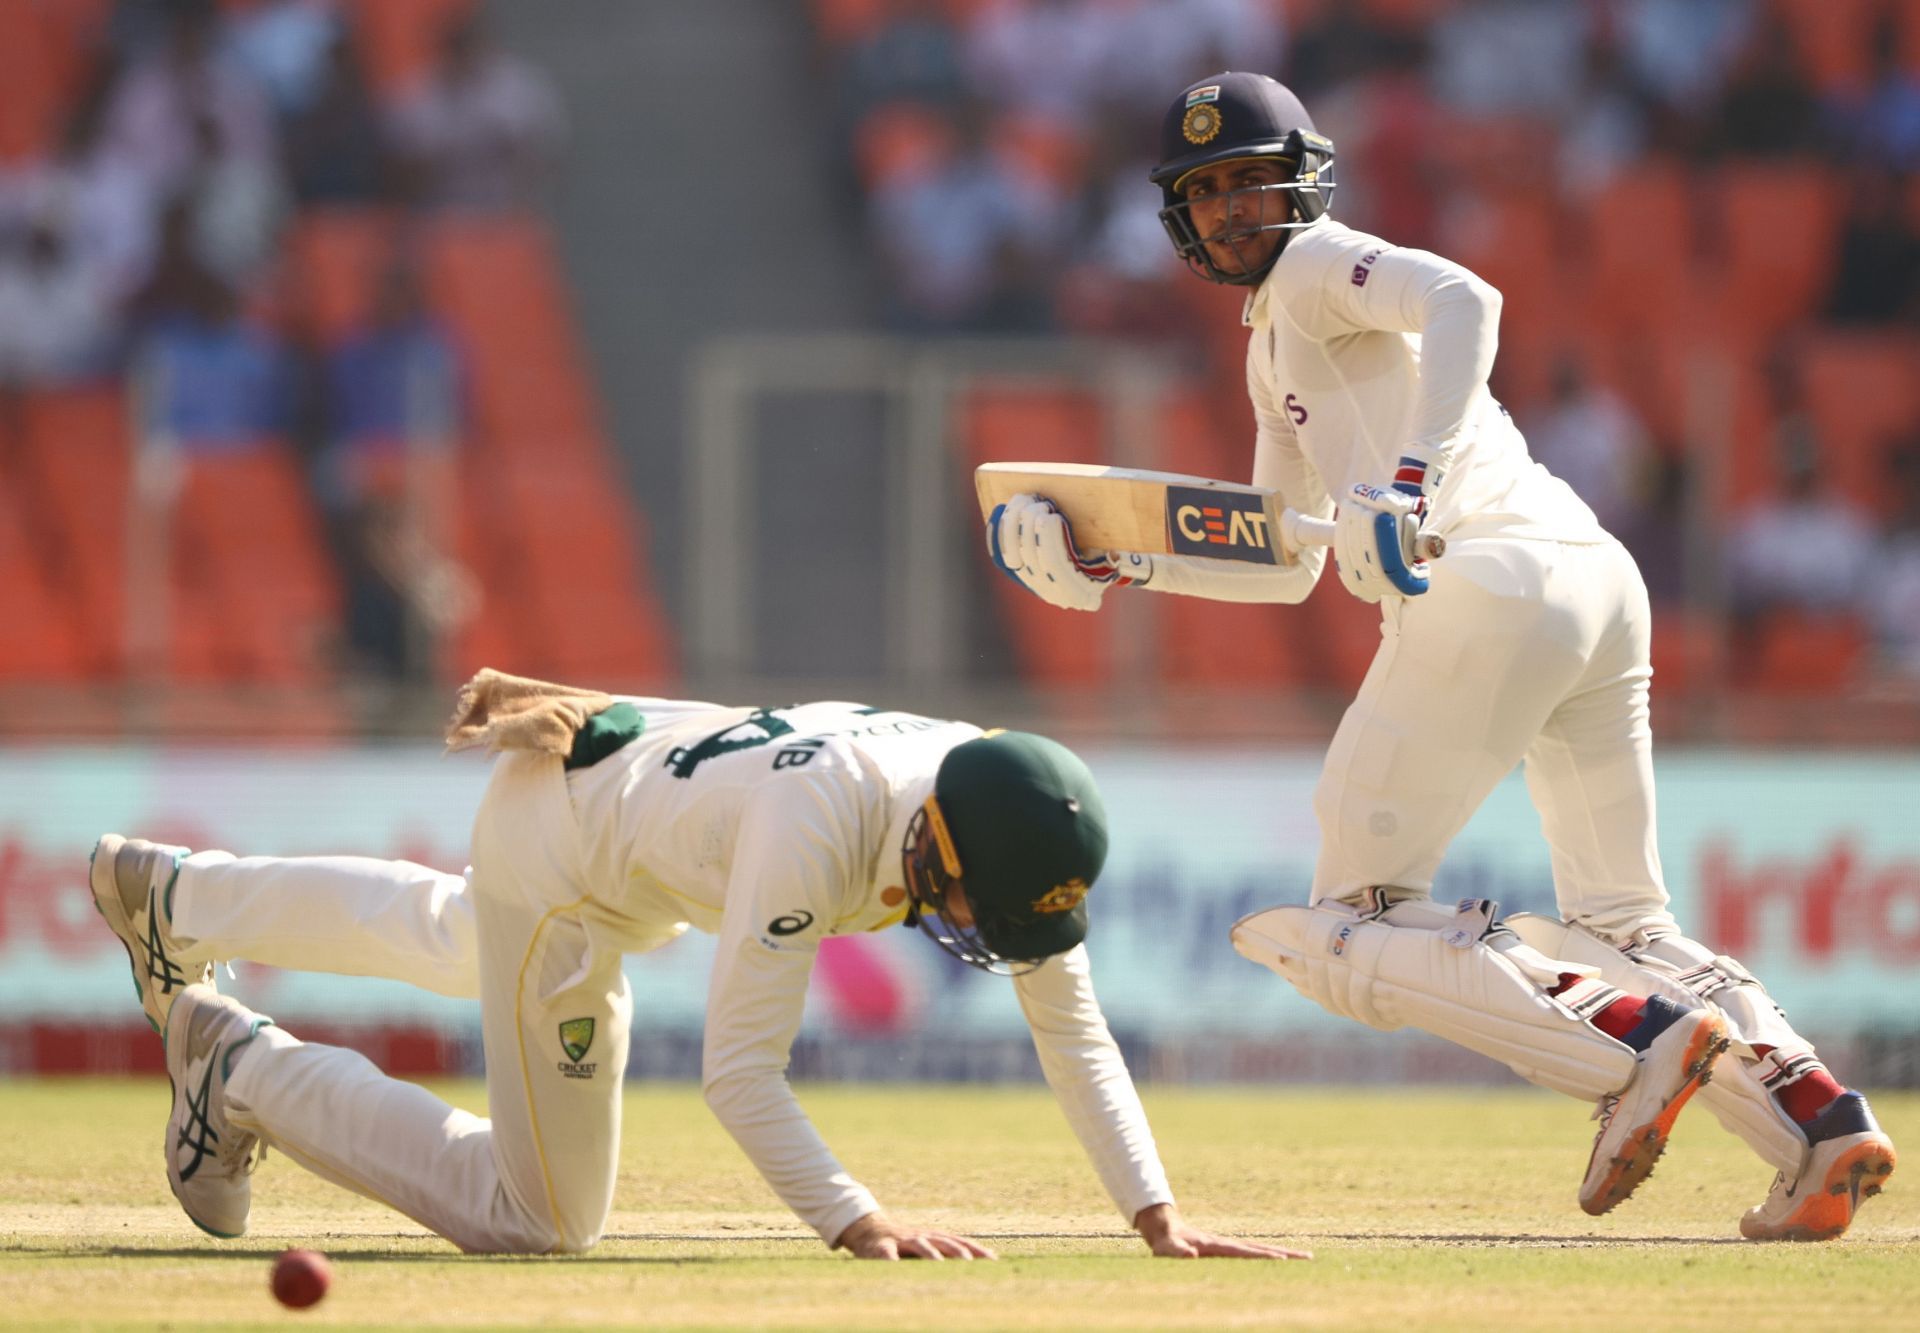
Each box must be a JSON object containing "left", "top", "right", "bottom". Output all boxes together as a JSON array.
[
  {"left": 164, "top": 984, "right": 271, "bottom": 1239},
  {"left": 1740, "top": 1093, "right": 1896, "bottom": 1241},
  {"left": 89, "top": 835, "right": 212, "bottom": 1033},
  {"left": 1579, "top": 996, "right": 1730, "bottom": 1215}
]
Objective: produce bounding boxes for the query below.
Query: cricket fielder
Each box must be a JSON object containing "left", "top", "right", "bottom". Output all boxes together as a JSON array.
[
  {"left": 91, "top": 671, "right": 1304, "bottom": 1260},
  {"left": 987, "top": 72, "right": 1895, "bottom": 1239}
]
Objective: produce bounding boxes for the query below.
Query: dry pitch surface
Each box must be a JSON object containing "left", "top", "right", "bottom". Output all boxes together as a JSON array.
[{"left": 0, "top": 1079, "right": 1912, "bottom": 1331}]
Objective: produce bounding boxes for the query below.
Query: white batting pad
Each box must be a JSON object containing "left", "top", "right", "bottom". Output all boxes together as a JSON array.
[
  {"left": 1231, "top": 900, "right": 1637, "bottom": 1100},
  {"left": 1505, "top": 913, "right": 1808, "bottom": 1175}
]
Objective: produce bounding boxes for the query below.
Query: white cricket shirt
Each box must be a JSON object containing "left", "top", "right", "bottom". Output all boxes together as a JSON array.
[
  {"left": 1145, "top": 218, "right": 1608, "bottom": 604},
  {"left": 565, "top": 700, "right": 1173, "bottom": 1245}
]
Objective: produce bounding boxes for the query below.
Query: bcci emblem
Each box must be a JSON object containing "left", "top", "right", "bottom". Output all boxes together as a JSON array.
[
  {"left": 1182, "top": 103, "right": 1222, "bottom": 145},
  {"left": 558, "top": 1017, "right": 597, "bottom": 1079},
  {"left": 1031, "top": 878, "right": 1089, "bottom": 915}
]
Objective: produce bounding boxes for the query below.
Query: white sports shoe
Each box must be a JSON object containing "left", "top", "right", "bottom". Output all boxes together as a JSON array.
[
  {"left": 1740, "top": 1092, "right": 1897, "bottom": 1241},
  {"left": 164, "top": 984, "right": 270, "bottom": 1239},
  {"left": 1579, "top": 996, "right": 1730, "bottom": 1215},
  {"left": 89, "top": 835, "right": 212, "bottom": 1033}
]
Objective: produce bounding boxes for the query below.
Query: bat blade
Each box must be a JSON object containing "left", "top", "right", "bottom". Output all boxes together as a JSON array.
[{"left": 974, "top": 462, "right": 1288, "bottom": 565}]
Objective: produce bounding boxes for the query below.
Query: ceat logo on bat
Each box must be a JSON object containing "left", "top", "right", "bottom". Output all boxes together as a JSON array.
[{"left": 1165, "top": 485, "right": 1277, "bottom": 564}]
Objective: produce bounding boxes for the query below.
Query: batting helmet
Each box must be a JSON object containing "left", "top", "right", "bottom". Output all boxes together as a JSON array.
[
  {"left": 902, "top": 731, "right": 1107, "bottom": 974},
  {"left": 1149, "top": 72, "right": 1336, "bottom": 285}
]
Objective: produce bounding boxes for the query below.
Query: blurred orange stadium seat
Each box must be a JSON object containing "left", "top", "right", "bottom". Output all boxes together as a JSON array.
[
  {"left": 937, "top": 0, "right": 999, "bottom": 24},
  {"left": 425, "top": 216, "right": 600, "bottom": 454},
  {"left": 1766, "top": 0, "right": 1883, "bottom": 93},
  {"left": 0, "top": 0, "right": 111, "bottom": 162},
  {"left": 1648, "top": 604, "right": 1722, "bottom": 699},
  {"left": 413, "top": 214, "right": 676, "bottom": 684},
  {"left": 854, "top": 103, "right": 956, "bottom": 190},
  {"left": 1293, "top": 585, "right": 1387, "bottom": 696},
  {"left": 1584, "top": 328, "right": 1775, "bottom": 507},
  {"left": 1580, "top": 161, "right": 1704, "bottom": 336},
  {"left": 1740, "top": 609, "right": 1871, "bottom": 693},
  {"left": 1359, "top": 0, "right": 1462, "bottom": 27},
  {"left": 0, "top": 488, "right": 85, "bottom": 680},
  {"left": 1798, "top": 330, "right": 1920, "bottom": 516},
  {"left": 1711, "top": 165, "right": 1841, "bottom": 337},
  {"left": 285, "top": 208, "right": 408, "bottom": 345},
  {"left": 958, "top": 382, "right": 1116, "bottom": 688},
  {"left": 1450, "top": 194, "right": 1560, "bottom": 330},
  {"left": 992, "top": 113, "right": 1091, "bottom": 195},
  {"left": 346, "top": 0, "right": 475, "bottom": 94},
  {"left": 809, "top": 0, "right": 891, "bottom": 44},
  {"left": 173, "top": 445, "right": 341, "bottom": 684},
  {"left": 21, "top": 387, "right": 131, "bottom": 676}
]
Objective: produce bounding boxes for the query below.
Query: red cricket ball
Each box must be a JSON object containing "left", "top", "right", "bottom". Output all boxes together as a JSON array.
[{"left": 270, "top": 1248, "right": 332, "bottom": 1309}]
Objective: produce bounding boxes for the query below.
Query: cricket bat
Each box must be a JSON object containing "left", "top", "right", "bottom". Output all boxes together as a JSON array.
[{"left": 974, "top": 462, "right": 1445, "bottom": 565}]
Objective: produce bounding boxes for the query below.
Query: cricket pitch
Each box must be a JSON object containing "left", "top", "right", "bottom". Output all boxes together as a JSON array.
[{"left": 1, "top": 1080, "right": 1913, "bottom": 1330}]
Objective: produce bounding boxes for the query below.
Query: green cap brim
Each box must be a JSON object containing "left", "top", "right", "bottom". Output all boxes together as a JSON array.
[{"left": 981, "top": 902, "right": 1088, "bottom": 963}]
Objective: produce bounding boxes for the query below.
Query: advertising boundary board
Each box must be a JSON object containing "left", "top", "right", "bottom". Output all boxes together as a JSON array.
[{"left": 1, "top": 745, "right": 1914, "bottom": 1081}]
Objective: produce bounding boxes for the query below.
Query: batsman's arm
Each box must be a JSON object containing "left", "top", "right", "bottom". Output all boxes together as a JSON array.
[
  {"left": 1312, "top": 241, "right": 1502, "bottom": 476},
  {"left": 1134, "top": 427, "right": 1330, "bottom": 604}
]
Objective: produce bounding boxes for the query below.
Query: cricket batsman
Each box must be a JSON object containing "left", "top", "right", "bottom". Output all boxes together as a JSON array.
[
  {"left": 91, "top": 670, "right": 1305, "bottom": 1260},
  {"left": 987, "top": 72, "right": 1895, "bottom": 1239}
]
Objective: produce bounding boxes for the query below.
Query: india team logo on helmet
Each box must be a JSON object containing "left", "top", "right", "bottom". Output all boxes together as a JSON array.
[{"left": 1182, "top": 84, "right": 1224, "bottom": 144}]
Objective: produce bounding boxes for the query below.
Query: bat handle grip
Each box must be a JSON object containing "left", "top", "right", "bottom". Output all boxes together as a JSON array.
[{"left": 1285, "top": 511, "right": 1447, "bottom": 561}]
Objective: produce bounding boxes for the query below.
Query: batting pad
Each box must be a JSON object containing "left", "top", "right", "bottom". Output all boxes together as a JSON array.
[
  {"left": 1231, "top": 900, "right": 1637, "bottom": 1101},
  {"left": 1505, "top": 914, "right": 1809, "bottom": 1175}
]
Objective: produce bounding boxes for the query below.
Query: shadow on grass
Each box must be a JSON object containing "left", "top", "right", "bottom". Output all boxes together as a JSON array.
[{"left": 82, "top": 1247, "right": 742, "bottom": 1265}]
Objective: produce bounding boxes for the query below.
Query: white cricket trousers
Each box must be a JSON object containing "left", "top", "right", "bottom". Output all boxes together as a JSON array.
[
  {"left": 1312, "top": 535, "right": 1679, "bottom": 941},
  {"left": 173, "top": 751, "right": 629, "bottom": 1254}
]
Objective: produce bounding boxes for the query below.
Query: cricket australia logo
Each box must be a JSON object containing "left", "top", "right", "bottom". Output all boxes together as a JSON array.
[
  {"left": 1031, "top": 878, "right": 1088, "bottom": 915},
  {"left": 558, "top": 1017, "right": 597, "bottom": 1079}
]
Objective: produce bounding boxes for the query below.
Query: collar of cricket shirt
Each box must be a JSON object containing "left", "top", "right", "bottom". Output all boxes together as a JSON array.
[{"left": 862, "top": 773, "right": 936, "bottom": 933}]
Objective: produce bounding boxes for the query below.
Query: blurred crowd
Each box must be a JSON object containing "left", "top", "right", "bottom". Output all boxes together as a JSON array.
[
  {"left": 816, "top": 0, "right": 1920, "bottom": 688},
  {"left": 0, "top": 0, "right": 561, "bottom": 684}
]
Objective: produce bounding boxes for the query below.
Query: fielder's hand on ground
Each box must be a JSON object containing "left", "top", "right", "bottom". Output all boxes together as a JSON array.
[
  {"left": 834, "top": 1211, "right": 998, "bottom": 1261},
  {"left": 986, "top": 492, "right": 1149, "bottom": 612},
  {"left": 1333, "top": 481, "right": 1432, "bottom": 602},
  {"left": 1133, "top": 1203, "right": 1312, "bottom": 1260}
]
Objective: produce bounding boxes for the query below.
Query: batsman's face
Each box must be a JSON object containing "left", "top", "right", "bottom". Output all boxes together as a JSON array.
[{"left": 1182, "top": 158, "right": 1290, "bottom": 275}]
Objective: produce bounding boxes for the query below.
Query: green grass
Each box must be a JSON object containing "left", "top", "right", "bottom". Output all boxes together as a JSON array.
[{"left": 0, "top": 1079, "right": 1912, "bottom": 1330}]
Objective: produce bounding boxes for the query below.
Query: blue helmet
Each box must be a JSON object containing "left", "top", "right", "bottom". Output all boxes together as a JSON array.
[{"left": 1149, "top": 72, "right": 1336, "bottom": 286}]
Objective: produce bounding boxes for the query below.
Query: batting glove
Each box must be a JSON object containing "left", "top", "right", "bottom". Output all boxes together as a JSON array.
[
  {"left": 1333, "top": 481, "right": 1432, "bottom": 602},
  {"left": 986, "top": 493, "right": 1149, "bottom": 613}
]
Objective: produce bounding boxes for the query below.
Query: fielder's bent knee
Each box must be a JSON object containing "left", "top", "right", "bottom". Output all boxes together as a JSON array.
[{"left": 449, "top": 1189, "right": 576, "bottom": 1256}]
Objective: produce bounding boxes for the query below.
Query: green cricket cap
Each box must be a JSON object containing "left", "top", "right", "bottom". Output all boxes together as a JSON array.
[{"left": 933, "top": 731, "right": 1108, "bottom": 961}]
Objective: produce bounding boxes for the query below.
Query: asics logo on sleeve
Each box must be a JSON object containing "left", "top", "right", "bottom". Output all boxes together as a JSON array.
[{"left": 767, "top": 911, "right": 814, "bottom": 937}]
